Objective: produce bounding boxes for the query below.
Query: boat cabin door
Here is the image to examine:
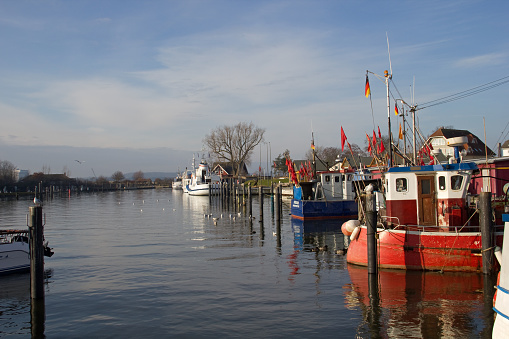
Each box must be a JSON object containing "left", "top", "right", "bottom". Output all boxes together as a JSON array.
[{"left": 417, "top": 175, "right": 436, "bottom": 225}]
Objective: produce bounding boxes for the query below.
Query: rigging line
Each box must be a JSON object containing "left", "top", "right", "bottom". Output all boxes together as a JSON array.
[
  {"left": 419, "top": 75, "right": 509, "bottom": 106},
  {"left": 419, "top": 80, "right": 509, "bottom": 110},
  {"left": 418, "top": 78, "right": 509, "bottom": 110},
  {"left": 389, "top": 78, "right": 405, "bottom": 104},
  {"left": 494, "top": 120, "right": 509, "bottom": 148}
]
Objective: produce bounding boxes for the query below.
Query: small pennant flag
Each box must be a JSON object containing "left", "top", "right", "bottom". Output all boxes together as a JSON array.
[
  {"left": 365, "top": 75, "right": 370, "bottom": 98},
  {"left": 341, "top": 126, "right": 347, "bottom": 152},
  {"left": 311, "top": 142, "right": 315, "bottom": 150},
  {"left": 366, "top": 133, "right": 372, "bottom": 153},
  {"left": 399, "top": 123, "right": 403, "bottom": 140},
  {"left": 394, "top": 103, "right": 399, "bottom": 115}
]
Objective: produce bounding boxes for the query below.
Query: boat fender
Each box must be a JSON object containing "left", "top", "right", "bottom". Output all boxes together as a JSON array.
[
  {"left": 494, "top": 246, "right": 502, "bottom": 266},
  {"left": 342, "top": 220, "right": 360, "bottom": 236},
  {"left": 350, "top": 226, "right": 360, "bottom": 241}
]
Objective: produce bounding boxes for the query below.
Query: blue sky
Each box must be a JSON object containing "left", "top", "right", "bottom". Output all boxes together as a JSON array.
[{"left": 1, "top": 0, "right": 508, "bottom": 177}]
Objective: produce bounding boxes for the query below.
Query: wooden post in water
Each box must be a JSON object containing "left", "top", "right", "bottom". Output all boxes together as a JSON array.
[
  {"left": 480, "top": 191, "right": 494, "bottom": 274},
  {"left": 29, "top": 205, "right": 44, "bottom": 300},
  {"left": 259, "top": 186, "right": 264, "bottom": 222},
  {"left": 365, "top": 192, "right": 377, "bottom": 275},
  {"left": 274, "top": 184, "right": 280, "bottom": 221},
  {"left": 247, "top": 184, "right": 252, "bottom": 217}
]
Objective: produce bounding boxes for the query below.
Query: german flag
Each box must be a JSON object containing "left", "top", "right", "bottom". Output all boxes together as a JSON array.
[
  {"left": 394, "top": 103, "right": 399, "bottom": 115},
  {"left": 365, "top": 75, "right": 370, "bottom": 98}
]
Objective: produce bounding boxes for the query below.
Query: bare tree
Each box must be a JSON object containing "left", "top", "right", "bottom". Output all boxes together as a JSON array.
[
  {"left": 204, "top": 122, "right": 265, "bottom": 176},
  {"left": 306, "top": 144, "right": 367, "bottom": 167},
  {"left": 0, "top": 160, "right": 16, "bottom": 187},
  {"left": 111, "top": 171, "right": 125, "bottom": 182},
  {"left": 132, "top": 170, "right": 144, "bottom": 181}
]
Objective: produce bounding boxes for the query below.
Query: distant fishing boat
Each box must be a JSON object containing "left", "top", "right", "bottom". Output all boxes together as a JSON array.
[{"left": 291, "top": 168, "right": 360, "bottom": 220}]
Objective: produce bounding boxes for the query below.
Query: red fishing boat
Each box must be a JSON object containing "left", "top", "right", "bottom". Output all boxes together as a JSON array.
[{"left": 345, "top": 160, "right": 505, "bottom": 272}]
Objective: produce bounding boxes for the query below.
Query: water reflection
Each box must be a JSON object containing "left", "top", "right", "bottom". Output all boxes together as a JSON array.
[
  {"left": 345, "top": 265, "right": 494, "bottom": 338},
  {"left": 291, "top": 218, "right": 349, "bottom": 253}
]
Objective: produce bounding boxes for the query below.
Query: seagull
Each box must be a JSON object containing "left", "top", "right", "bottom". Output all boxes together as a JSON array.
[
  {"left": 33, "top": 197, "right": 42, "bottom": 206},
  {"left": 75, "top": 160, "right": 85, "bottom": 164}
]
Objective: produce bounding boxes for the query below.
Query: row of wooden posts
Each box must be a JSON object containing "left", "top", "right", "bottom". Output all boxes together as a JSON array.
[{"left": 208, "top": 181, "right": 284, "bottom": 222}]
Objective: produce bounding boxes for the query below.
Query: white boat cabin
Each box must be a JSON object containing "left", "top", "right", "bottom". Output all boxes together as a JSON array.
[
  {"left": 383, "top": 163, "right": 476, "bottom": 228},
  {"left": 314, "top": 170, "right": 355, "bottom": 201}
]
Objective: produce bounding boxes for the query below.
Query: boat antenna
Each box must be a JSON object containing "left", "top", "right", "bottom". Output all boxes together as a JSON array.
[{"left": 386, "top": 32, "right": 393, "bottom": 76}]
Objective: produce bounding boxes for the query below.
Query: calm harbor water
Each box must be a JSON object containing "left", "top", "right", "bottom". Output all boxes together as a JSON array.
[{"left": 0, "top": 189, "right": 495, "bottom": 338}]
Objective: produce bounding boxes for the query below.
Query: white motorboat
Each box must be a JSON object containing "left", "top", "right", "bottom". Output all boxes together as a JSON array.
[
  {"left": 1, "top": 229, "right": 54, "bottom": 275},
  {"left": 0, "top": 230, "right": 30, "bottom": 274}
]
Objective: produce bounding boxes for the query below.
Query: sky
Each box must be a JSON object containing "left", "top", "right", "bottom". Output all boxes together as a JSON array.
[{"left": 1, "top": 0, "right": 509, "bottom": 178}]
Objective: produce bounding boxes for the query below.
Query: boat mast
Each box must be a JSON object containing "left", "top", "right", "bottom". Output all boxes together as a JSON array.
[
  {"left": 402, "top": 106, "right": 407, "bottom": 165},
  {"left": 411, "top": 106, "right": 417, "bottom": 165},
  {"left": 385, "top": 70, "right": 393, "bottom": 166},
  {"left": 311, "top": 130, "right": 316, "bottom": 179}
]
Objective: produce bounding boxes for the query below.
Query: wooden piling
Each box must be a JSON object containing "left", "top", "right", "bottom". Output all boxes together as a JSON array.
[
  {"left": 247, "top": 184, "right": 252, "bottom": 217},
  {"left": 365, "top": 192, "right": 377, "bottom": 275},
  {"left": 480, "top": 191, "right": 494, "bottom": 274},
  {"left": 29, "top": 205, "right": 44, "bottom": 299},
  {"left": 259, "top": 186, "right": 264, "bottom": 222}
]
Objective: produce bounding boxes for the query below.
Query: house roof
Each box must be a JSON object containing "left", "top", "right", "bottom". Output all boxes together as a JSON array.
[
  {"left": 502, "top": 140, "right": 509, "bottom": 148},
  {"left": 212, "top": 162, "right": 249, "bottom": 176},
  {"left": 428, "top": 128, "right": 495, "bottom": 158}
]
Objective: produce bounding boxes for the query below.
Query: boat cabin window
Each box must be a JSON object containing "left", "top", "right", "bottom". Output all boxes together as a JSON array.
[
  {"left": 347, "top": 174, "right": 353, "bottom": 181},
  {"left": 396, "top": 178, "right": 407, "bottom": 192},
  {"left": 439, "top": 176, "right": 446, "bottom": 190},
  {"left": 325, "top": 175, "right": 330, "bottom": 183},
  {"left": 335, "top": 176, "right": 340, "bottom": 183},
  {"left": 451, "top": 175, "right": 463, "bottom": 191}
]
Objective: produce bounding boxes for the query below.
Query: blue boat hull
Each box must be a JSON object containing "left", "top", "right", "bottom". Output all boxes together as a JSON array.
[{"left": 291, "top": 199, "right": 358, "bottom": 220}]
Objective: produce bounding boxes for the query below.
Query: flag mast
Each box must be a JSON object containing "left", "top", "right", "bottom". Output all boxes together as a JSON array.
[{"left": 385, "top": 70, "right": 392, "bottom": 167}]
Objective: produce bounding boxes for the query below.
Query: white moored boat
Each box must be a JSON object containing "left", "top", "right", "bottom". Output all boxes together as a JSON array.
[
  {"left": 0, "top": 230, "right": 30, "bottom": 274},
  {"left": 172, "top": 173, "right": 183, "bottom": 190},
  {"left": 186, "top": 157, "right": 220, "bottom": 196}
]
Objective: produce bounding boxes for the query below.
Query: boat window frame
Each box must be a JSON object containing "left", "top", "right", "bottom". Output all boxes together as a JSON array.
[
  {"left": 438, "top": 176, "right": 446, "bottom": 190},
  {"left": 395, "top": 178, "right": 408, "bottom": 193},
  {"left": 451, "top": 175, "right": 463, "bottom": 191},
  {"left": 324, "top": 175, "right": 331, "bottom": 183}
]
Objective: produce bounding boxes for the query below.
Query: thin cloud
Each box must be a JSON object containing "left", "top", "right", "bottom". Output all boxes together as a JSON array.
[{"left": 454, "top": 53, "right": 506, "bottom": 68}]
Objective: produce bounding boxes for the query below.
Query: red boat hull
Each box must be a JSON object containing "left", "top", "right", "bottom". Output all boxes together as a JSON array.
[{"left": 346, "top": 226, "right": 502, "bottom": 272}]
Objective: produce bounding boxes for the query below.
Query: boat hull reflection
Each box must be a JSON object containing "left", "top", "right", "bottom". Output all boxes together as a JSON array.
[{"left": 345, "top": 265, "right": 494, "bottom": 338}]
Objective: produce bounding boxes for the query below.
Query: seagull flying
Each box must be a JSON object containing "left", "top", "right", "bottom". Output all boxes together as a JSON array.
[{"left": 75, "top": 160, "right": 85, "bottom": 164}]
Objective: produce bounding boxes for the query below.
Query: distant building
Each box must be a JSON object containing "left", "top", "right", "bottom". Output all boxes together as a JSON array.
[
  {"left": 14, "top": 169, "right": 29, "bottom": 182},
  {"left": 211, "top": 162, "right": 249, "bottom": 178},
  {"left": 426, "top": 128, "right": 495, "bottom": 160},
  {"left": 501, "top": 140, "right": 509, "bottom": 157}
]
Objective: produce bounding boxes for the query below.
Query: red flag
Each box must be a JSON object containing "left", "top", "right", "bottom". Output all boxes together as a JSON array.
[
  {"left": 372, "top": 130, "right": 377, "bottom": 147},
  {"left": 379, "top": 139, "right": 385, "bottom": 153},
  {"left": 365, "top": 75, "right": 370, "bottom": 98},
  {"left": 378, "top": 126, "right": 382, "bottom": 140},
  {"left": 341, "top": 126, "right": 347, "bottom": 152},
  {"left": 366, "top": 133, "right": 372, "bottom": 153}
]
